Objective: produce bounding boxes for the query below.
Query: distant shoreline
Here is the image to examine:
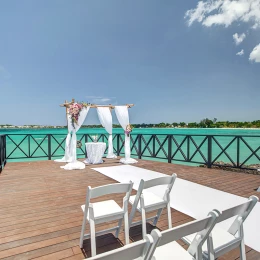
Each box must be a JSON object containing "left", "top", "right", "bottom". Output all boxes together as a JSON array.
[
  {"left": 0, "top": 127, "right": 260, "bottom": 130},
  {"left": 1, "top": 120, "right": 260, "bottom": 130}
]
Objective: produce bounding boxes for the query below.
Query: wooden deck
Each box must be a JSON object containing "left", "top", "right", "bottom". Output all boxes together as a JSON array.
[{"left": 0, "top": 159, "right": 259, "bottom": 260}]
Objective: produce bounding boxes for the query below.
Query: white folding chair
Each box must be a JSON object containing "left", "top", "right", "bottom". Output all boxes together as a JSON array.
[
  {"left": 148, "top": 210, "right": 220, "bottom": 260},
  {"left": 86, "top": 234, "right": 154, "bottom": 260},
  {"left": 129, "top": 174, "right": 177, "bottom": 238},
  {"left": 182, "top": 195, "right": 259, "bottom": 260},
  {"left": 80, "top": 182, "right": 133, "bottom": 256}
]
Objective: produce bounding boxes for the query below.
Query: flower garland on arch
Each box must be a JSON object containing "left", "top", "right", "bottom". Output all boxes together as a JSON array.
[
  {"left": 125, "top": 124, "right": 133, "bottom": 137},
  {"left": 68, "top": 102, "right": 89, "bottom": 129}
]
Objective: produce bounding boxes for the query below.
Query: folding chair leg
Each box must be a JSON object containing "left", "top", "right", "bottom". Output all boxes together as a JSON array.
[
  {"left": 152, "top": 208, "right": 163, "bottom": 226},
  {"left": 124, "top": 212, "right": 130, "bottom": 244},
  {"left": 239, "top": 239, "right": 246, "bottom": 260},
  {"left": 115, "top": 218, "right": 123, "bottom": 238},
  {"left": 141, "top": 207, "right": 147, "bottom": 238},
  {"left": 140, "top": 195, "right": 147, "bottom": 238},
  {"left": 207, "top": 235, "right": 215, "bottom": 260},
  {"left": 129, "top": 206, "right": 136, "bottom": 227},
  {"left": 167, "top": 202, "right": 172, "bottom": 228},
  {"left": 79, "top": 215, "right": 87, "bottom": 248},
  {"left": 89, "top": 218, "right": 96, "bottom": 256}
]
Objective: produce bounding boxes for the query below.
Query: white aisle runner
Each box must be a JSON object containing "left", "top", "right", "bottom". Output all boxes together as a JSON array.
[{"left": 92, "top": 165, "right": 260, "bottom": 252}]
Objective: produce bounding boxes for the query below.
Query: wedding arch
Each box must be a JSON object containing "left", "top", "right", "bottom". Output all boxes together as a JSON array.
[{"left": 55, "top": 99, "right": 138, "bottom": 170}]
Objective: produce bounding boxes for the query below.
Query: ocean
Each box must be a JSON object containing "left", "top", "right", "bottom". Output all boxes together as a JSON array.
[{"left": 1, "top": 128, "right": 260, "bottom": 166}]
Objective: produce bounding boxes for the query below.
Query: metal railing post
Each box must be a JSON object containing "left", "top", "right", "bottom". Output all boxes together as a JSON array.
[
  {"left": 152, "top": 134, "right": 156, "bottom": 157},
  {"left": 84, "top": 134, "right": 88, "bottom": 157},
  {"left": 237, "top": 136, "right": 240, "bottom": 168},
  {"left": 0, "top": 135, "right": 7, "bottom": 172},
  {"left": 187, "top": 135, "right": 190, "bottom": 162},
  {"left": 28, "top": 135, "right": 31, "bottom": 158},
  {"left": 117, "top": 134, "right": 120, "bottom": 156},
  {"left": 0, "top": 136, "right": 2, "bottom": 173},
  {"left": 138, "top": 134, "right": 142, "bottom": 159},
  {"left": 168, "top": 135, "right": 172, "bottom": 163},
  {"left": 207, "top": 135, "right": 212, "bottom": 168},
  {"left": 48, "top": 134, "right": 52, "bottom": 160},
  {"left": 4, "top": 135, "right": 6, "bottom": 166}
]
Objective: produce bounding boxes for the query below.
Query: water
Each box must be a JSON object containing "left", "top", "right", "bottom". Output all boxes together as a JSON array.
[
  {"left": 1, "top": 128, "right": 260, "bottom": 166},
  {"left": 1, "top": 127, "right": 260, "bottom": 136}
]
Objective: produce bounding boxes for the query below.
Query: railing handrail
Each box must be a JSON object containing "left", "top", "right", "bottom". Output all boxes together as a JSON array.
[{"left": 4, "top": 133, "right": 260, "bottom": 137}]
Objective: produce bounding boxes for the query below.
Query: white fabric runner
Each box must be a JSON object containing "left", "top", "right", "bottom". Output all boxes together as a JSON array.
[
  {"left": 114, "top": 106, "right": 137, "bottom": 164},
  {"left": 55, "top": 106, "right": 90, "bottom": 170},
  {"left": 84, "top": 142, "right": 106, "bottom": 164},
  {"left": 92, "top": 165, "right": 260, "bottom": 252},
  {"left": 97, "top": 107, "right": 117, "bottom": 159},
  {"left": 54, "top": 115, "right": 75, "bottom": 163}
]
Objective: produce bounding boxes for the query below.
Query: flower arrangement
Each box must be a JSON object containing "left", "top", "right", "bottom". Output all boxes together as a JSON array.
[
  {"left": 76, "top": 140, "right": 82, "bottom": 148},
  {"left": 125, "top": 124, "right": 133, "bottom": 137},
  {"left": 68, "top": 102, "right": 89, "bottom": 129}
]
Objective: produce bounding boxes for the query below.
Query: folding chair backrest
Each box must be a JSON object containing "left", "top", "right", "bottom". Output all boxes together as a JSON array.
[
  {"left": 89, "top": 182, "right": 133, "bottom": 199},
  {"left": 140, "top": 174, "right": 177, "bottom": 202},
  {"left": 143, "top": 174, "right": 177, "bottom": 190},
  {"left": 162, "top": 211, "right": 218, "bottom": 247},
  {"left": 87, "top": 234, "right": 153, "bottom": 260},
  {"left": 149, "top": 211, "right": 219, "bottom": 259},
  {"left": 216, "top": 195, "right": 258, "bottom": 235}
]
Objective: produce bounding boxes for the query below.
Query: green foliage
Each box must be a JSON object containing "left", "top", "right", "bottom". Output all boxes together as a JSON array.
[
  {"left": 1, "top": 120, "right": 260, "bottom": 129},
  {"left": 188, "top": 122, "right": 198, "bottom": 128}
]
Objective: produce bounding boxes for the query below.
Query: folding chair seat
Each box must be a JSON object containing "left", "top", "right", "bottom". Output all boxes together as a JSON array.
[
  {"left": 81, "top": 200, "right": 123, "bottom": 221},
  {"left": 87, "top": 234, "right": 154, "bottom": 260},
  {"left": 129, "top": 190, "right": 166, "bottom": 211},
  {"left": 80, "top": 182, "right": 133, "bottom": 257},
  {"left": 129, "top": 174, "right": 177, "bottom": 238},
  {"left": 182, "top": 195, "right": 259, "bottom": 260},
  {"left": 148, "top": 210, "right": 220, "bottom": 260}
]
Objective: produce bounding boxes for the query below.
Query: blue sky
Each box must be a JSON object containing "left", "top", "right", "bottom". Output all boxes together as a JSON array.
[{"left": 0, "top": 0, "right": 259, "bottom": 126}]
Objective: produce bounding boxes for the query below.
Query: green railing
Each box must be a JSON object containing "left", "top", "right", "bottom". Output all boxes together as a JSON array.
[{"left": 2, "top": 133, "right": 260, "bottom": 170}]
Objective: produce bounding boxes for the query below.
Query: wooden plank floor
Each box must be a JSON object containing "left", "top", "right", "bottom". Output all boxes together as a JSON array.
[{"left": 0, "top": 159, "right": 259, "bottom": 260}]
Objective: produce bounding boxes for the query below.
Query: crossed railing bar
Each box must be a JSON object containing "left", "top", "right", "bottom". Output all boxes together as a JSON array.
[
  {"left": 239, "top": 137, "right": 260, "bottom": 168},
  {"left": 154, "top": 135, "right": 168, "bottom": 158},
  {"left": 189, "top": 136, "right": 208, "bottom": 163},
  {"left": 211, "top": 136, "right": 237, "bottom": 167},
  {"left": 1, "top": 133, "right": 260, "bottom": 171}
]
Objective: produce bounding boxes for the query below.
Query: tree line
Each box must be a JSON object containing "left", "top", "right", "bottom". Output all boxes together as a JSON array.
[
  {"left": 1, "top": 119, "right": 260, "bottom": 129},
  {"left": 81, "top": 119, "right": 260, "bottom": 129}
]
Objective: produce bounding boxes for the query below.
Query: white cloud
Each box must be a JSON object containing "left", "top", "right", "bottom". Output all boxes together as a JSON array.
[
  {"left": 85, "top": 96, "right": 116, "bottom": 104},
  {"left": 0, "top": 65, "right": 11, "bottom": 79},
  {"left": 185, "top": 0, "right": 260, "bottom": 29},
  {"left": 96, "top": 98, "right": 111, "bottom": 102},
  {"left": 236, "top": 49, "right": 245, "bottom": 55},
  {"left": 233, "top": 33, "right": 246, "bottom": 45},
  {"left": 249, "top": 43, "right": 260, "bottom": 62}
]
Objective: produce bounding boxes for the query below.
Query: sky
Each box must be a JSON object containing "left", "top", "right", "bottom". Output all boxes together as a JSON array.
[{"left": 0, "top": 0, "right": 260, "bottom": 126}]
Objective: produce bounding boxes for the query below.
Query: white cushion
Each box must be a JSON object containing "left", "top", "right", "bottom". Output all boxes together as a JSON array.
[
  {"left": 129, "top": 191, "right": 166, "bottom": 211},
  {"left": 81, "top": 200, "right": 124, "bottom": 220},
  {"left": 152, "top": 241, "right": 195, "bottom": 260},
  {"left": 184, "top": 226, "right": 236, "bottom": 253}
]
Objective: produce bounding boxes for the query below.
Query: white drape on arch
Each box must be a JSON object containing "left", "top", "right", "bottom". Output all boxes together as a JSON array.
[
  {"left": 115, "top": 106, "right": 137, "bottom": 164},
  {"left": 55, "top": 106, "right": 90, "bottom": 170},
  {"left": 97, "top": 107, "right": 117, "bottom": 159}
]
